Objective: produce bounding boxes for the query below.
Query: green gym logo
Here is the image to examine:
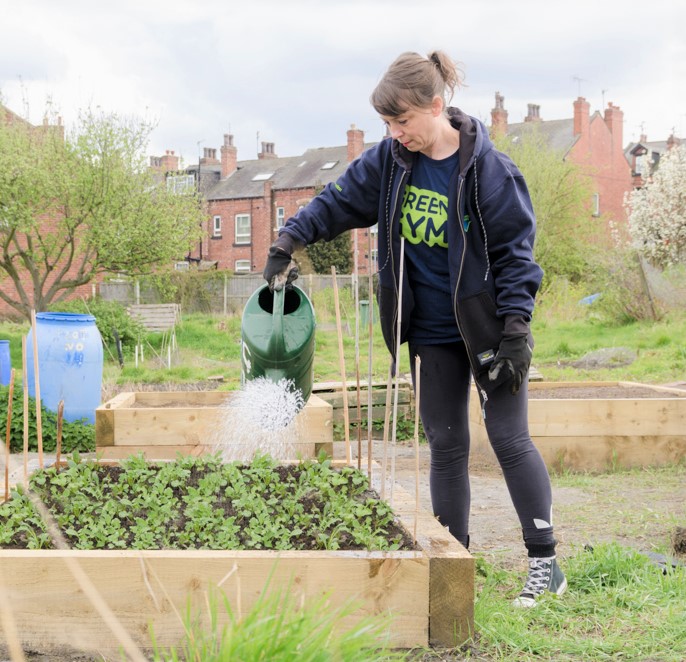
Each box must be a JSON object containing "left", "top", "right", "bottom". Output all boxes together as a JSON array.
[{"left": 400, "top": 185, "right": 448, "bottom": 248}]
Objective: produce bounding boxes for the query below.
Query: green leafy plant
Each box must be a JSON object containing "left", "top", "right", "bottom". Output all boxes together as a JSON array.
[
  {"left": 0, "top": 453, "right": 414, "bottom": 552},
  {"left": 48, "top": 296, "right": 146, "bottom": 348},
  {"left": 0, "top": 385, "right": 95, "bottom": 453}
]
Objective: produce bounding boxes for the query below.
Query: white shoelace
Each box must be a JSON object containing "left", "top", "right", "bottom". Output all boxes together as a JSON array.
[{"left": 521, "top": 558, "right": 553, "bottom": 596}]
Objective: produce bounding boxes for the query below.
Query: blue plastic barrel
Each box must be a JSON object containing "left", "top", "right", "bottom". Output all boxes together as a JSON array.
[
  {"left": 25, "top": 312, "right": 103, "bottom": 424},
  {"left": 0, "top": 340, "right": 10, "bottom": 386}
]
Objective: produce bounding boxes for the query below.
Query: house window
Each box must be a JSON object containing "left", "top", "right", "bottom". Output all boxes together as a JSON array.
[
  {"left": 321, "top": 161, "right": 338, "bottom": 170},
  {"left": 234, "top": 259, "right": 251, "bottom": 273},
  {"left": 592, "top": 193, "right": 600, "bottom": 217},
  {"left": 276, "top": 207, "right": 285, "bottom": 229},
  {"left": 235, "top": 214, "right": 251, "bottom": 244},
  {"left": 213, "top": 215, "right": 222, "bottom": 236},
  {"left": 166, "top": 174, "right": 195, "bottom": 194},
  {"left": 369, "top": 223, "right": 378, "bottom": 235}
]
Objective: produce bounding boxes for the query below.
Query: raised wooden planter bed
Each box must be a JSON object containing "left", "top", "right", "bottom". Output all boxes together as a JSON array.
[
  {"left": 469, "top": 381, "right": 686, "bottom": 471},
  {"left": 95, "top": 391, "right": 334, "bottom": 460},
  {"left": 313, "top": 379, "right": 414, "bottom": 424},
  {"left": 0, "top": 475, "right": 473, "bottom": 656}
]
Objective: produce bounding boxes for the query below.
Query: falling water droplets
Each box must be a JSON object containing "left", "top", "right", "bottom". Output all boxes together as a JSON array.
[{"left": 211, "top": 377, "right": 305, "bottom": 462}]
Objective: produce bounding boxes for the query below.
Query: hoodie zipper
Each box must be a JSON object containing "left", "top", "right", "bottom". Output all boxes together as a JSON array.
[
  {"left": 388, "top": 168, "right": 408, "bottom": 364},
  {"left": 452, "top": 174, "right": 489, "bottom": 420}
]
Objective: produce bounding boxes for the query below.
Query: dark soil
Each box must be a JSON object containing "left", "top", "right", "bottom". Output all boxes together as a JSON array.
[
  {"left": 530, "top": 384, "right": 684, "bottom": 399},
  {"left": 2, "top": 461, "right": 417, "bottom": 552}
]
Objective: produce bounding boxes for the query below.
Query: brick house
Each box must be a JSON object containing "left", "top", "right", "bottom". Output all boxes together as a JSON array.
[
  {"left": 624, "top": 133, "right": 682, "bottom": 188},
  {"left": 490, "top": 93, "right": 633, "bottom": 230},
  {"left": 163, "top": 126, "right": 378, "bottom": 275}
]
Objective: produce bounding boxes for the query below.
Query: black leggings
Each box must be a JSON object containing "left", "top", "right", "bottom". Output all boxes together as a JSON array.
[{"left": 409, "top": 342, "right": 556, "bottom": 556}]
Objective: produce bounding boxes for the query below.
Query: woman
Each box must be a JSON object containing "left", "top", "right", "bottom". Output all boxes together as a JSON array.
[{"left": 263, "top": 50, "right": 566, "bottom": 607}]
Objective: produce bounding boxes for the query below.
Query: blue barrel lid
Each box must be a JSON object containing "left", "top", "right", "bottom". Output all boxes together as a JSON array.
[
  {"left": 0, "top": 339, "right": 8, "bottom": 344},
  {"left": 36, "top": 312, "right": 96, "bottom": 323}
]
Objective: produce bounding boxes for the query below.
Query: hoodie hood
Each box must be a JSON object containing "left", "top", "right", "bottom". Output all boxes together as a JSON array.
[{"left": 390, "top": 106, "right": 493, "bottom": 175}]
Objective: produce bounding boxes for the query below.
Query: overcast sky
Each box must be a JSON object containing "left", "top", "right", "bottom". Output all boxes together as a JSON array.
[{"left": 1, "top": 0, "right": 683, "bottom": 166}]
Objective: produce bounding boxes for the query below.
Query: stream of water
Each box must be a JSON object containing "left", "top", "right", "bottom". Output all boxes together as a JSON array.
[{"left": 211, "top": 377, "right": 305, "bottom": 462}]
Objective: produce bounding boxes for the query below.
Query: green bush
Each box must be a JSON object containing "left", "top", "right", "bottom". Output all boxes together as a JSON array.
[
  {"left": 49, "top": 297, "right": 145, "bottom": 349},
  {"left": 0, "top": 385, "right": 95, "bottom": 453}
]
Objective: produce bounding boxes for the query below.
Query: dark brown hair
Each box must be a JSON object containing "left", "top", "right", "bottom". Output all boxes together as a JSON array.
[{"left": 370, "top": 51, "right": 464, "bottom": 117}]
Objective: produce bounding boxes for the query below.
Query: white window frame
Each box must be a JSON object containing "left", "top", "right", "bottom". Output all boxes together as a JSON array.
[
  {"left": 166, "top": 174, "right": 195, "bottom": 194},
  {"left": 235, "top": 214, "right": 251, "bottom": 244},
  {"left": 276, "top": 206, "right": 285, "bottom": 229},
  {"left": 592, "top": 193, "right": 600, "bottom": 217},
  {"left": 234, "top": 259, "right": 251, "bottom": 273},
  {"left": 213, "top": 215, "right": 222, "bottom": 236}
]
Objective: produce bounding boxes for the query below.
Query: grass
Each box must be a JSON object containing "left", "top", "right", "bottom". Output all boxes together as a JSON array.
[
  {"left": 2, "top": 291, "right": 685, "bottom": 389},
  {"left": 1, "top": 293, "right": 686, "bottom": 659},
  {"left": 152, "top": 581, "right": 406, "bottom": 662},
  {"left": 472, "top": 542, "right": 686, "bottom": 661}
]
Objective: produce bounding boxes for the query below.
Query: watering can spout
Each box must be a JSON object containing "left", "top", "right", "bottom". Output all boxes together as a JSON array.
[{"left": 241, "top": 284, "right": 316, "bottom": 407}]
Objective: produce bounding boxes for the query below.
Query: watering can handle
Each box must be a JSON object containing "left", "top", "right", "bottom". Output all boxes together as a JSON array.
[{"left": 268, "top": 287, "right": 286, "bottom": 359}]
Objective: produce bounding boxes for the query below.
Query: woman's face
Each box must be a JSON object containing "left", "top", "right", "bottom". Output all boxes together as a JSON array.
[{"left": 380, "top": 96, "right": 444, "bottom": 154}]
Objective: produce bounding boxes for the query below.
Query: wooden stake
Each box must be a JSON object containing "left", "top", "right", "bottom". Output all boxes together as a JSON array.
[
  {"left": 413, "top": 355, "right": 422, "bottom": 543},
  {"left": 30, "top": 310, "right": 43, "bottom": 468},
  {"left": 4, "top": 368, "right": 15, "bottom": 503},
  {"left": 22, "top": 337, "right": 29, "bottom": 489},
  {"left": 331, "top": 266, "right": 351, "bottom": 464},
  {"left": 390, "top": 237, "right": 406, "bottom": 506},
  {"left": 56, "top": 400, "right": 64, "bottom": 474}
]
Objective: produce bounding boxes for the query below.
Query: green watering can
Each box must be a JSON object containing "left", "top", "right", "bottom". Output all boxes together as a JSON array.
[{"left": 241, "top": 284, "right": 316, "bottom": 406}]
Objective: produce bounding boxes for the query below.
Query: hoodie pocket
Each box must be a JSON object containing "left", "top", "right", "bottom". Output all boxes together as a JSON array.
[{"left": 458, "top": 291, "right": 504, "bottom": 380}]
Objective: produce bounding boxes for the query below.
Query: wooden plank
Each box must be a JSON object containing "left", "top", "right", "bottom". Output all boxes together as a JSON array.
[
  {"left": 96, "top": 393, "right": 334, "bottom": 460},
  {"left": 0, "top": 550, "right": 428, "bottom": 653},
  {"left": 468, "top": 381, "right": 686, "bottom": 471},
  {"left": 534, "top": 434, "right": 686, "bottom": 471},
  {"left": 368, "top": 461, "right": 473, "bottom": 648},
  {"left": 333, "top": 404, "right": 412, "bottom": 425},
  {"left": 319, "top": 388, "right": 412, "bottom": 409},
  {"left": 131, "top": 391, "right": 231, "bottom": 407},
  {"left": 527, "top": 399, "right": 686, "bottom": 436},
  {"left": 127, "top": 304, "right": 180, "bottom": 332},
  {"left": 96, "top": 445, "right": 211, "bottom": 460},
  {"left": 314, "top": 378, "right": 413, "bottom": 392}
]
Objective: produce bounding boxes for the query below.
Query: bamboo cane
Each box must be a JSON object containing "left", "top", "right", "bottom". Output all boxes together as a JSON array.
[
  {"left": 22, "top": 337, "right": 29, "bottom": 489},
  {"left": 3, "top": 368, "right": 15, "bottom": 503},
  {"left": 390, "top": 237, "right": 406, "bottom": 505},
  {"left": 380, "top": 363, "right": 393, "bottom": 500},
  {"left": 353, "top": 270, "right": 362, "bottom": 470},
  {"left": 30, "top": 310, "right": 43, "bottom": 468},
  {"left": 367, "top": 230, "right": 374, "bottom": 479},
  {"left": 55, "top": 400, "right": 64, "bottom": 474},
  {"left": 331, "top": 266, "right": 351, "bottom": 464},
  {"left": 413, "top": 354, "right": 422, "bottom": 543}
]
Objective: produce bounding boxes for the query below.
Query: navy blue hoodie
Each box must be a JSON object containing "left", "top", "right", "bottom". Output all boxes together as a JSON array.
[{"left": 279, "top": 107, "right": 543, "bottom": 395}]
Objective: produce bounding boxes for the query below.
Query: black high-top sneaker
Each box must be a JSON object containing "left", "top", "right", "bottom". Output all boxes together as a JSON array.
[{"left": 512, "top": 556, "right": 567, "bottom": 607}]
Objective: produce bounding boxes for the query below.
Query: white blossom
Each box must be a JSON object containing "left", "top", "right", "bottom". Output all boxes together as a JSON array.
[{"left": 626, "top": 145, "right": 686, "bottom": 267}]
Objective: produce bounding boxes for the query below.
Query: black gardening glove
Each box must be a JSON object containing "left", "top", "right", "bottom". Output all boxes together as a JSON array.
[
  {"left": 263, "top": 234, "right": 300, "bottom": 292},
  {"left": 488, "top": 316, "right": 532, "bottom": 395}
]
